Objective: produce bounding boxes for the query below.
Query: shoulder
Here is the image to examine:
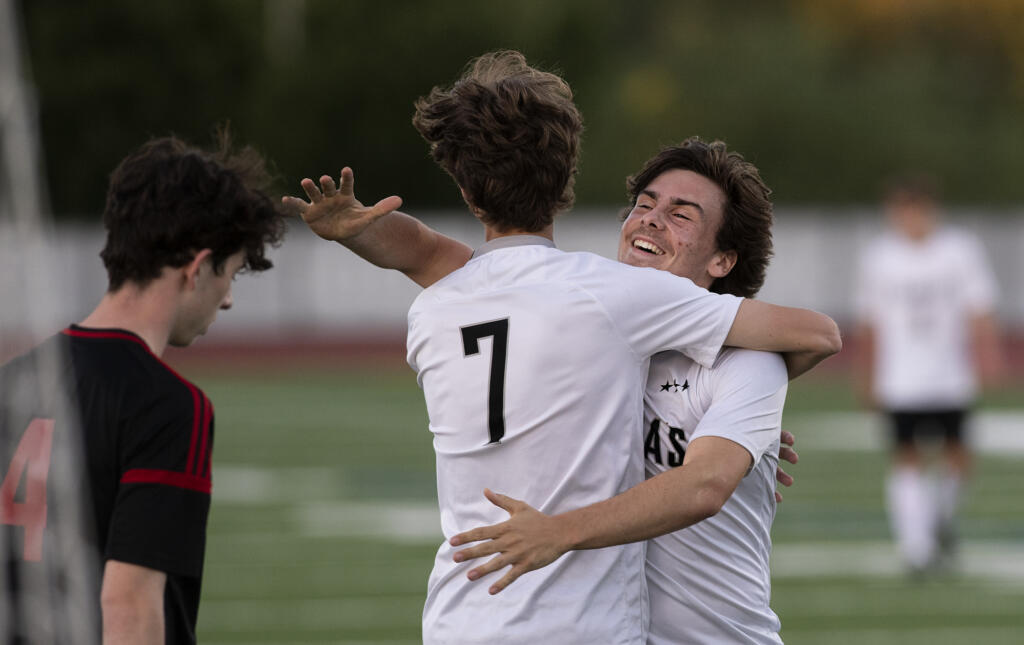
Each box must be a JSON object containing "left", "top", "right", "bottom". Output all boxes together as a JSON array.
[
  {"left": 937, "top": 227, "right": 985, "bottom": 255},
  {"left": 69, "top": 332, "right": 209, "bottom": 430}
]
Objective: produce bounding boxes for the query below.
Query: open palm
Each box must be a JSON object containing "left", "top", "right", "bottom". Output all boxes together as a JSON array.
[{"left": 282, "top": 167, "right": 402, "bottom": 242}]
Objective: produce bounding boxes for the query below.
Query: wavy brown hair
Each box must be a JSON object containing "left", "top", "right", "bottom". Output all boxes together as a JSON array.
[
  {"left": 626, "top": 138, "right": 774, "bottom": 298},
  {"left": 412, "top": 50, "right": 583, "bottom": 233},
  {"left": 100, "top": 131, "right": 286, "bottom": 290}
]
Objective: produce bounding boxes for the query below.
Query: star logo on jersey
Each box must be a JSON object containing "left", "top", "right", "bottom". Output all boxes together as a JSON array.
[{"left": 659, "top": 379, "right": 689, "bottom": 393}]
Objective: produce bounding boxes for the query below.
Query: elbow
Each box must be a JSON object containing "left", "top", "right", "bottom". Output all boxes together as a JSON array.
[
  {"left": 692, "top": 485, "right": 731, "bottom": 521},
  {"left": 825, "top": 319, "right": 843, "bottom": 356},
  {"left": 815, "top": 316, "right": 843, "bottom": 358}
]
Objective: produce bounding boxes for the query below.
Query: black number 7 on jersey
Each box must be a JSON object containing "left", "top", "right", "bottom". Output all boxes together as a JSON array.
[{"left": 460, "top": 318, "right": 509, "bottom": 445}]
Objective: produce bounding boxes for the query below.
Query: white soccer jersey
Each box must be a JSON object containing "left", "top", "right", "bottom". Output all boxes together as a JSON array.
[
  {"left": 407, "top": 236, "right": 742, "bottom": 645},
  {"left": 854, "top": 228, "right": 997, "bottom": 409},
  {"left": 643, "top": 349, "right": 787, "bottom": 645}
]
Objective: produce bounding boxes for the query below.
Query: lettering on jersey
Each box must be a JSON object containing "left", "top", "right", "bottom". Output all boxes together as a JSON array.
[
  {"left": 659, "top": 379, "right": 689, "bottom": 393},
  {"left": 644, "top": 419, "right": 662, "bottom": 465},
  {"left": 1, "top": 418, "right": 55, "bottom": 561},
  {"left": 644, "top": 418, "right": 687, "bottom": 468}
]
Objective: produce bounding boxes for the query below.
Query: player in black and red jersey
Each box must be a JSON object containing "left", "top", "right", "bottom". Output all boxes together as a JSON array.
[{"left": 1, "top": 133, "right": 285, "bottom": 644}]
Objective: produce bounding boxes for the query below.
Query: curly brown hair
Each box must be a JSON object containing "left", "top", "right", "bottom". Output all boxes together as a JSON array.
[
  {"left": 412, "top": 50, "right": 583, "bottom": 233},
  {"left": 100, "top": 131, "right": 286, "bottom": 291},
  {"left": 625, "top": 138, "right": 774, "bottom": 298}
]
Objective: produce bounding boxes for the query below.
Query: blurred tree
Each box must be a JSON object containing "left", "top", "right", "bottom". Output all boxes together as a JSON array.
[{"left": 19, "top": 0, "right": 1024, "bottom": 217}]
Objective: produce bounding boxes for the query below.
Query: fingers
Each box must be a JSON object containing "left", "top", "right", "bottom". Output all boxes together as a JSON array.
[
  {"left": 483, "top": 488, "right": 523, "bottom": 514},
  {"left": 780, "top": 430, "right": 795, "bottom": 447},
  {"left": 780, "top": 446, "right": 799, "bottom": 465},
  {"left": 369, "top": 195, "right": 403, "bottom": 219},
  {"left": 320, "top": 175, "right": 338, "bottom": 197},
  {"left": 339, "top": 167, "right": 355, "bottom": 197},
  {"left": 300, "top": 177, "right": 322, "bottom": 203},
  {"left": 488, "top": 566, "right": 525, "bottom": 595},
  {"left": 776, "top": 467, "right": 794, "bottom": 488},
  {"left": 453, "top": 540, "right": 503, "bottom": 563},
  {"left": 465, "top": 553, "right": 515, "bottom": 581},
  {"left": 449, "top": 523, "right": 502, "bottom": 547},
  {"left": 280, "top": 195, "right": 309, "bottom": 216},
  {"left": 775, "top": 491, "right": 784, "bottom": 503},
  {"left": 464, "top": 555, "right": 527, "bottom": 594}
]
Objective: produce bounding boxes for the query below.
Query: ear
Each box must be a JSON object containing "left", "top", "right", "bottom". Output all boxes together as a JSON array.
[
  {"left": 459, "top": 187, "right": 485, "bottom": 220},
  {"left": 182, "top": 249, "right": 214, "bottom": 291},
  {"left": 707, "top": 249, "right": 737, "bottom": 279}
]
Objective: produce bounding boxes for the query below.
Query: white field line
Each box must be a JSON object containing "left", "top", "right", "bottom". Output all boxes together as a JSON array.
[
  {"left": 294, "top": 500, "right": 441, "bottom": 542},
  {"left": 211, "top": 412, "right": 1024, "bottom": 505},
  {"left": 771, "top": 540, "right": 1024, "bottom": 584},
  {"left": 785, "top": 411, "right": 1024, "bottom": 453}
]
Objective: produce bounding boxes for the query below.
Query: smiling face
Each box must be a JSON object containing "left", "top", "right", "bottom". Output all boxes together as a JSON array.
[{"left": 617, "top": 168, "right": 734, "bottom": 288}]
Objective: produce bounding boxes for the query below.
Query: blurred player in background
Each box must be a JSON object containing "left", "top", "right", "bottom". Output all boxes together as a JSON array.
[
  {"left": 853, "top": 174, "right": 1003, "bottom": 576},
  {"left": 287, "top": 50, "right": 839, "bottom": 644},
  {"left": 1, "top": 134, "right": 285, "bottom": 644}
]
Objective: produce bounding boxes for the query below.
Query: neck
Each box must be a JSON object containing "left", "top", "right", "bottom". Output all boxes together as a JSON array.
[
  {"left": 79, "top": 281, "right": 179, "bottom": 356},
  {"left": 483, "top": 223, "right": 555, "bottom": 242}
]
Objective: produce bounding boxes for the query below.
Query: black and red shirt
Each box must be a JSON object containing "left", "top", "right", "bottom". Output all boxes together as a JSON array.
[{"left": 1, "top": 325, "right": 213, "bottom": 644}]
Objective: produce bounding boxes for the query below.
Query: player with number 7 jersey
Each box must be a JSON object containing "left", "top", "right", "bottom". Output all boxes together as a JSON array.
[
  {"left": 407, "top": 238, "right": 745, "bottom": 643},
  {"left": 287, "top": 52, "right": 839, "bottom": 644}
]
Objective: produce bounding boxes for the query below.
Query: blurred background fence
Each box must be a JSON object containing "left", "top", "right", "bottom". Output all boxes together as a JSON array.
[{"left": 3, "top": 210, "right": 1023, "bottom": 362}]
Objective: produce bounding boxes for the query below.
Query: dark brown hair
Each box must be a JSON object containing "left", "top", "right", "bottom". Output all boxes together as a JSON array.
[
  {"left": 626, "top": 138, "right": 774, "bottom": 298},
  {"left": 100, "top": 131, "right": 286, "bottom": 290},
  {"left": 412, "top": 50, "right": 583, "bottom": 233},
  {"left": 883, "top": 172, "right": 940, "bottom": 206}
]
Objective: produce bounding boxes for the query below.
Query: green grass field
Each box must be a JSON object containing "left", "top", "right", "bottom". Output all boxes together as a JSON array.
[{"left": 186, "top": 364, "right": 1024, "bottom": 644}]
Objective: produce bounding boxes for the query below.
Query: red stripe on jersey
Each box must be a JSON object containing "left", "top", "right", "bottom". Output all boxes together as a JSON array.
[
  {"left": 184, "top": 386, "right": 202, "bottom": 475},
  {"left": 121, "top": 469, "right": 211, "bottom": 494},
  {"left": 61, "top": 331, "right": 207, "bottom": 477},
  {"left": 62, "top": 328, "right": 150, "bottom": 348},
  {"left": 62, "top": 327, "right": 192, "bottom": 384},
  {"left": 196, "top": 394, "right": 212, "bottom": 479}
]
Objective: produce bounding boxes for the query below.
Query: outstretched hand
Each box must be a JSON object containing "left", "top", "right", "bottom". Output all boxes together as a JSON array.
[
  {"left": 281, "top": 167, "right": 402, "bottom": 242},
  {"left": 449, "top": 489, "right": 569, "bottom": 595},
  {"left": 775, "top": 429, "right": 799, "bottom": 503}
]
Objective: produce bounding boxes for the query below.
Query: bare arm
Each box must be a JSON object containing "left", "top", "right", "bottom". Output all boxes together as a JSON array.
[
  {"left": 101, "top": 560, "right": 166, "bottom": 645},
  {"left": 852, "top": 321, "right": 878, "bottom": 408},
  {"left": 970, "top": 310, "right": 1005, "bottom": 388},
  {"left": 450, "top": 436, "right": 751, "bottom": 594},
  {"left": 282, "top": 168, "right": 471, "bottom": 288},
  {"left": 725, "top": 299, "right": 842, "bottom": 379}
]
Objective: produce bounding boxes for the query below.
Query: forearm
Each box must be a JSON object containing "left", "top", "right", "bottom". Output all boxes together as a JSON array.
[
  {"left": 782, "top": 347, "right": 836, "bottom": 380},
  {"left": 340, "top": 211, "right": 471, "bottom": 288},
  {"left": 102, "top": 603, "right": 163, "bottom": 645},
  {"left": 101, "top": 561, "right": 166, "bottom": 645},
  {"left": 555, "top": 465, "right": 728, "bottom": 551},
  {"left": 971, "top": 311, "right": 1005, "bottom": 387},
  {"left": 726, "top": 299, "right": 842, "bottom": 359},
  {"left": 852, "top": 323, "right": 877, "bottom": 407}
]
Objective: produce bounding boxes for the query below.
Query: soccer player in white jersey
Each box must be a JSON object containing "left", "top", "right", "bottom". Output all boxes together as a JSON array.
[
  {"left": 853, "top": 175, "right": 1003, "bottom": 575},
  {"left": 426, "top": 139, "right": 796, "bottom": 644},
  {"left": 285, "top": 52, "right": 839, "bottom": 644}
]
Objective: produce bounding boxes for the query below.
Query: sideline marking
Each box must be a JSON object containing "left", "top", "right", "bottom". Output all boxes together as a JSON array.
[{"left": 787, "top": 411, "right": 1024, "bottom": 454}]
